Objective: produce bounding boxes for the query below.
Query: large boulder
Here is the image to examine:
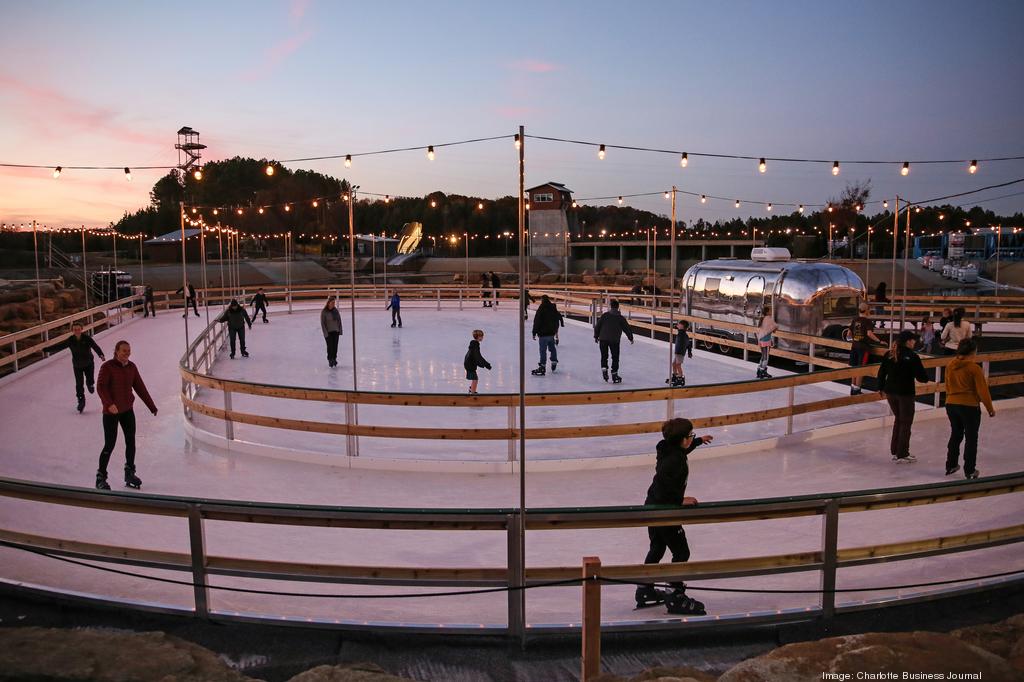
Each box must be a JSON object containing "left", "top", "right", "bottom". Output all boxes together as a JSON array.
[
  {"left": 0, "top": 627, "right": 261, "bottom": 681},
  {"left": 719, "top": 631, "right": 1017, "bottom": 682},
  {"left": 952, "top": 613, "right": 1024, "bottom": 672}
]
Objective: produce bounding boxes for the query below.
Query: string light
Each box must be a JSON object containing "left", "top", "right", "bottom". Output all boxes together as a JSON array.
[
  {"left": 969, "top": 160, "right": 977, "bottom": 174},
  {"left": 883, "top": 199, "right": 889, "bottom": 209},
  {"left": 700, "top": 194, "right": 707, "bottom": 204},
  {"left": 572, "top": 200, "right": 578, "bottom": 208},
  {"left": 758, "top": 158, "right": 766, "bottom": 173},
  {"left": 385, "top": 195, "right": 391, "bottom": 203},
  {"left": 258, "top": 207, "right": 264, "bottom": 214},
  {"left": 213, "top": 209, "right": 219, "bottom": 216},
  {"left": 735, "top": 199, "right": 741, "bottom": 208},
  {"left": 52, "top": 166, "right": 62, "bottom": 179},
  {"left": 617, "top": 196, "right": 623, "bottom": 205},
  {"left": 477, "top": 202, "right": 484, "bottom": 210},
  {"left": 312, "top": 200, "right": 318, "bottom": 208},
  {"left": 798, "top": 204, "right": 804, "bottom": 213},
  {"left": 344, "top": 155, "right": 352, "bottom": 168},
  {"left": 284, "top": 204, "right": 291, "bottom": 212},
  {"left": 237, "top": 208, "right": 243, "bottom": 215},
  {"left": 663, "top": 191, "right": 670, "bottom": 199},
  {"left": 426, "top": 146, "right": 435, "bottom": 161},
  {"left": 680, "top": 152, "right": 688, "bottom": 168},
  {"left": 265, "top": 164, "right": 275, "bottom": 176},
  {"left": 766, "top": 203, "right": 772, "bottom": 211},
  {"left": 598, "top": 144, "right": 606, "bottom": 160},
  {"left": 827, "top": 204, "right": 833, "bottom": 213},
  {"left": 514, "top": 134, "right": 521, "bottom": 150},
  {"left": 430, "top": 199, "right": 437, "bottom": 208},
  {"left": 124, "top": 167, "right": 131, "bottom": 182},
  {"left": 193, "top": 168, "right": 203, "bottom": 181},
  {"left": 832, "top": 161, "right": 840, "bottom": 176},
  {"left": 901, "top": 162, "right": 910, "bottom": 176},
  {"left": 191, "top": 207, "right": 197, "bottom": 214}
]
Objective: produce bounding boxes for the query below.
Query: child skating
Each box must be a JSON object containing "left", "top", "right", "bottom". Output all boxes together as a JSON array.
[
  {"left": 386, "top": 291, "right": 402, "bottom": 328},
  {"left": 755, "top": 306, "right": 778, "bottom": 379},
  {"left": 464, "top": 329, "right": 492, "bottom": 394},
  {"left": 668, "top": 319, "right": 690, "bottom": 387}
]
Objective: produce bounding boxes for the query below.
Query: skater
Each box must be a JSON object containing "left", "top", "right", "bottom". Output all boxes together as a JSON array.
[
  {"left": 668, "top": 320, "right": 690, "bottom": 387},
  {"left": 938, "top": 307, "right": 954, "bottom": 333},
  {"left": 176, "top": 281, "right": 200, "bottom": 317},
  {"left": 940, "top": 307, "right": 972, "bottom": 356},
  {"left": 635, "top": 417, "right": 713, "bottom": 614},
  {"left": 944, "top": 338, "right": 995, "bottom": 479},
  {"left": 594, "top": 299, "right": 634, "bottom": 383},
  {"left": 321, "top": 297, "right": 342, "bottom": 368},
  {"left": 95, "top": 340, "right": 157, "bottom": 490},
  {"left": 755, "top": 306, "right": 778, "bottom": 379},
  {"left": 142, "top": 285, "right": 156, "bottom": 317},
  {"left": 848, "top": 303, "right": 882, "bottom": 394},
  {"left": 46, "top": 321, "right": 106, "bottom": 413},
  {"left": 480, "top": 272, "right": 492, "bottom": 307},
  {"left": 250, "top": 288, "right": 269, "bottom": 323},
  {"left": 217, "top": 299, "right": 252, "bottom": 359},
  {"left": 386, "top": 291, "right": 403, "bottom": 327},
  {"left": 464, "top": 329, "right": 492, "bottom": 394},
  {"left": 919, "top": 315, "right": 937, "bottom": 355},
  {"left": 877, "top": 330, "right": 929, "bottom": 463},
  {"left": 531, "top": 295, "right": 564, "bottom": 375},
  {"left": 489, "top": 271, "right": 501, "bottom": 307}
]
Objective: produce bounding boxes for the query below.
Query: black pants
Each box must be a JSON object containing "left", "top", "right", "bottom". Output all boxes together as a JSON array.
[
  {"left": 325, "top": 331, "right": 340, "bottom": 363},
  {"left": 73, "top": 363, "right": 95, "bottom": 400},
  {"left": 645, "top": 525, "right": 691, "bottom": 564},
  {"left": 391, "top": 308, "right": 402, "bottom": 326},
  {"left": 946, "top": 404, "right": 982, "bottom": 474},
  {"left": 254, "top": 303, "right": 267, "bottom": 322},
  {"left": 183, "top": 297, "right": 198, "bottom": 316},
  {"left": 599, "top": 340, "right": 621, "bottom": 372},
  {"left": 98, "top": 409, "right": 136, "bottom": 474},
  {"left": 885, "top": 393, "right": 916, "bottom": 458},
  {"left": 228, "top": 327, "right": 247, "bottom": 355},
  {"left": 143, "top": 299, "right": 156, "bottom": 317}
]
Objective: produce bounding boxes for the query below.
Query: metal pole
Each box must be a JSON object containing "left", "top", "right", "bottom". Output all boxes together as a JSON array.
[
  {"left": 113, "top": 230, "right": 118, "bottom": 277},
  {"left": 901, "top": 206, "right": 911, "bottom": 327},
  {"left": 217, "top": 224, "right": 225, "bottom": 308},
  {"left": 385, "top": 230, "right": 390, "bottom": 296},
  {"left": 889, "top": 198, "right": 899, "bottom": 333},
  {"left": 668, "top": 188, "right": 677, "bottom": 381},
  {"left": 287, "top": 231, "right": 293, "bottom": 313},
  {"left": 139, "top": 234, "right": 145, "bottom": 290},
  {"left": 516, "top": 124, "right": 527, "bottom": 646},
  {"left": 464, "top": 231, "right": 469, "bottom": 289},
  {"left": 33, "top": 220, "right": 42, "bottom": 321},
  {"left": 81, "top": 225, "right": 88, "bottom": 309},
  {"left": 995, "top": 225, "right": 1001, "bottom": 289},
  {"left": 348, "top": 187, "right": 359, "bottom": 390},
  {"left": 180, "top": 202, "right": 190, "bottom": 350},
  {"left": 201, "top": 225, "right": 210, "bottom": 328}
]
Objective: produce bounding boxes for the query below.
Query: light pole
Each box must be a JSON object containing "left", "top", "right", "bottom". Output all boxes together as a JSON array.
[
  {"left": 464, "top": 231, "right": 469, "bottom": 287},
  {"left": 996, "top": 225, "right": 1002, "bottom": 289},
  {"left": 32, "top": 220, "right": 42, "bottom": 321}
]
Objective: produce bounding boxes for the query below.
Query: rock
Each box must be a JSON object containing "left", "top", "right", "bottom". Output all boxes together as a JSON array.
[
  {"left": 719, "top": 631, "right": 1017, "bottom": 682},
  {"left": 952, "top": 613, "right": 1024, "bottom": 672},
  {"left": 592, "top": 665, "right": 716, "bottom": 682},
  {"left": 0, "top": 626, "right": 262, "bottom": 681},
  {"left": 286, "top": 662, "right": 415, "bottom": 682},
  {"left": 0, "top": 290, "right": 33, "bottom": 304}
]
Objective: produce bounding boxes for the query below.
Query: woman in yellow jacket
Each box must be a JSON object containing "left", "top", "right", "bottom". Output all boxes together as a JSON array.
[{"left": 944, "top": 338, "right": 995, "bottom": 479}]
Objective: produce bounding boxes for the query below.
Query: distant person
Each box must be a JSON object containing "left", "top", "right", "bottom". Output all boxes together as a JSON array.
[
  {"left": 594, "top": 299, "right": 634, "bottom": 383},
  {"left": 386, "top": 291, "right": 403, "bottom": 328},
  {"left": 937, "top": 307, "right": 954, "bottom": 333},
  {"left": 669, "top": 319, "right": 691, "bottom": 387},
  {"left": 46, "top": 321, "right": 105, "bottom": 413},
  {"left": 250, "top": 288, "right": 269, "bottom": 323},
  {"left": 217, "top": 299, "right": 252, "bottom": 359},
  {"left": 321, "top": 297, "right": 342, "bottom": 368},
  {"left": 755, "top": 306, "right": 778, "bottom": 380},
  {"left": 142, "top": 285, "right": 156, "bottom": 318},
  {"left": 874, "top": 281, "right": 888, "bottom": 302},
  {"left": 877, "top": 331, "right": 929, "bottom": 463},
  {"left": 95, "top": 340, "right": 157, "bottom": 490},
  {"left": 480, "top": 272, "right": 492, "bottom": 307},
  {"left": 940, "top": 307, "right": 972, "bottom": 356},
  {"left": 489, "top": 271, "right": 501, "bottom": 307},
  {"left": 464, "top": 329, "right": 491, "bottom": 394},
  {"left": 531, "top": 295, "right": 564, "bottom": 376},
  {"left": 919, "top": 314, "right": 937, "bottom": 354},
  {"left": 944, "top": 338, "right": 995, "bottom": 479},
  {"left": 849, "top": 303, "right": 883, "bottom": 395},
  {"left": 634, "top": 417, "right": 713, "bottom": 615},
  {"left": 176, "top": 281, "right": 199, "bottom": 318}
]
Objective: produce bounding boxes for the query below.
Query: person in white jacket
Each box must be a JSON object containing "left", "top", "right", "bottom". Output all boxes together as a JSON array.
[{"left": 940, "top": 307, "right": 972, "bottom": 355}]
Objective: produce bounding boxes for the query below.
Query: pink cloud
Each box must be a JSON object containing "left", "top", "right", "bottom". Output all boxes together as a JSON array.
[
  {"left": 290, "top": 0, "right": 311, "bottom": 21},
  {"left": 508, "top": 59, "right": 559, "bottom": 73},
  {"left": 241, "top": 28, "right": 315, "bottom": 81}
]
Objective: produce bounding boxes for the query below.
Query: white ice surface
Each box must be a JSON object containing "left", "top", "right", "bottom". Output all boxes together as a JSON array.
[{"left": 0, "top": 301, "right": 1021, "bottom": 628}]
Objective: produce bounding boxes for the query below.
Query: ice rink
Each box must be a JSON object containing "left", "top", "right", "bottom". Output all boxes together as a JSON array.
[{"left": 0, "top": 300, "right": 1021, "bottom": 628}]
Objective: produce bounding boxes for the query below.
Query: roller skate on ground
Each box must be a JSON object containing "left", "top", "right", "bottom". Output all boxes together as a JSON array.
[
  {"left": 95, "top": 471, "right": 110, "bottom": 491},
  {"left": 602, "top": 368, "right": 609, "bottom": 382},
  {"left": 611, "top": 373, "right": 622, "bottom": 384},
  {"left": 124, "top": 465, "right": 142, "bottom": 489},
  {"left": 531, "top": 364, "right": 546, "bottom": 376},
  {"left": 634, "top": 584, "right": 674, "bottom": 609},
  {"left": 665, "top": 583, "right": 706, "bottom": 615}
]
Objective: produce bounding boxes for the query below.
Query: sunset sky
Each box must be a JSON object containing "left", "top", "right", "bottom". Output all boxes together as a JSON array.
[{"left": 2, "top": 0, "right": 1022, "bottom": 228}]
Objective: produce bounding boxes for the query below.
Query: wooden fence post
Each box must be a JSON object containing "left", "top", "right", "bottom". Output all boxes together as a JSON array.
[{"left": 581, "top": 556, "right": 602, "bottom": 681}]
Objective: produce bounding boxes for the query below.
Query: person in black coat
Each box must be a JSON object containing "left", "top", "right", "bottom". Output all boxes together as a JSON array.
[
  {"left": 464, "top": 329, "right": 491, "bottom": 394},
  {"left": 531, "top": 295, "right": 564, "bottom": 375},
  {"left": 593, "top": 299, "right": 634, "bottom": 382},
  {"left": 142, "top": 285, "right": 156, "bottom": 317},
  {"left": 635, "top": 417, "right": 713, "bottom": 613},
  {"left": 46, "top": 321, "right": 106, "bottom": 412},
  {"left": 250, "top": 288, "right": 269, "bottom": 323},
  {"left": 877, "top": 330, "right": 929, "bottom": 462},
  {"left": 489, "top": 271, "right": 501, "bottom": 306},
  {"left": 176, "top": 282, "right": 199, "bottom": 317},
  {"left": 217, "top": 299, "right": 252, "bottom": 358}
]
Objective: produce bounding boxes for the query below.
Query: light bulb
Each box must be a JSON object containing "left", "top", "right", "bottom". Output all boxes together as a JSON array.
[
  {"left": 237, "top": 208, "right": 243, "bottom": 215},
  {"left": 477, "top": 202, "right": 484, "bottom": 210},
  {"left": 344, "top": 154, "right": 352, "bottom": 168},
  {"left": 265, "top": 164, "right": 274, "bottom": 176},
  {"left": 572, "top": 200, "right": 578, "bottom": 208},
  {"left": 191, "top": 207, "right": 197, "bottom": 214},
  {"left": 53, "top": 166, "right": 62, "bottom": 179},
  {"left": 828, "top": 204, "right": 833, "bottom": 213},
  {"left": 193, "top": 168, "right": 203, "bottom": 180},
  {"left": 969, "top": 160, "right": 977, "bottom": 174},
  {"left": 430, "top": 199, "right": 437, "bottom": 208},
  {"left": 680, "top": 152, "right": 688, "bottom": 168},
  {"left": 832, "top": 161, "right": 840, "bottom": 176},
  {"left": 617, "top": 196, "right": 623, "bottom": 205},
  {"left": 343, "top": 193, "right": 349, "bottom": 202},
  {"left": 284, "top": 204, "right": 291, "bottom": 212},
  {"left": 700, "top": 195, "right": 706, "bottom": 204},
  {"left": 883, "top": 200, "right": 889, "bottom": 209},
  {"left": 598, "top": 144, "right": 606, "bottom": 160},
  {"left": 427, "top": 145, "right": 435, "bottom": 161},
  {"left": 664, "top": 191, "right": 670, "bottom": 199},
  {"left": 258, "top": 207, "right": 264, "bottom": 214},
  {"left": 385, "top": 195, "right": 391, "bottom": 203},
  {"left": 766, "top": 203, "right": 772, "bottom": 211},
  {"left": 213, "top": 209, "right": 219, "bottom": 216},
  {"left": 124, "top": 167, "right": 132, "bottom": 182},
  {"left": 735, "top": 200, "right": 741, "bottom": 208},
  {"left": 855, "top": 204, "right": 862, "bottom": 212},
  {"left": 525, "top": 202, "right": 530, "bottom": 210},
  {"left": 901, "top": 162, "right": 909, "bottom": 176},
  {"left": 312, "top": 200, "right": 318, "bottom": 208},
  {"left": 798, "top": 204, "right": 804, "bottom": 213},
  {"left": 514, "top": 134, "right": 521, "bottom": 150},
  {"left": 758, "top": 158, "right": 766, "bottom": 173}
]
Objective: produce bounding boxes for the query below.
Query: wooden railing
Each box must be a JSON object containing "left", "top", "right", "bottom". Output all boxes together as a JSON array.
[{"left": 1, "top": 472, "right": 1021, "bottom": 635}]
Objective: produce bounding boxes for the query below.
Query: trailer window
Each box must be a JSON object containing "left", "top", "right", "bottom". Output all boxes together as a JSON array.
[
  {"left": 825, "top": 296, "right": 858, "bottom": 317},
  {"left": 705, "top": 277, "right": 721, "bottom": 299}
]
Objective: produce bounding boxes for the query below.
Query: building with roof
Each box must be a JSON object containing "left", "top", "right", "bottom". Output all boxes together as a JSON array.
[{"left": 526, "top": 182, "right": 572, "bottom": 258}]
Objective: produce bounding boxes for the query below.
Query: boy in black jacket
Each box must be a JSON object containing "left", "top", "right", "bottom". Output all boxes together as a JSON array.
[
  {"left": 46, "top": 322, "right": 106, "bottom": 413},
  {"left": 464, "top": 329, "right": 491, "bottom": 394},
  {"left": 251, "top": 289, "right": 269, "bottom": 323},
  {"left": 531, "top": 295, "right": 564, "bottom": 375},
  {"left": 636, "top": 417, "right": 714, "bottom": 614},
  {"left": 594, "top": 299, "right": 634, "bottom": 383},
  {"left": 217, "top": 299, "right": 253, "bottom": 358}
]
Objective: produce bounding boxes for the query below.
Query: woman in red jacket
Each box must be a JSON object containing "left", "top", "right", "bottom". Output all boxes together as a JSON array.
[{"left": 95, "top": 341, "right": 157, "bottom": 490}]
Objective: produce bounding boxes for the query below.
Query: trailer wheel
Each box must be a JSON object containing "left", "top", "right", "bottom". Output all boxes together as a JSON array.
[{"left": 717, "top": 341, "right": 732, "bottom": 354}]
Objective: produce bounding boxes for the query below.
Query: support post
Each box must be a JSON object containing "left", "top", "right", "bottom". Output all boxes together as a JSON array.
[
  {"left": 808, "top": 342, "right": 816, "bottom": 373},
  {"left": 934, "top": 366, "right": 942, "bottom": 408},
  {"left": 187, "top": 505, "right": 210, "bottom": 618},
  {"left": 223, "top": 389, "right": 234, "bottom": 441},
  {"left": 786, "top": 385, "right": 795, "bottom": 435},
  {"left": 581, "top": 556, "right": 602, "bottom": 682},
  {"left": 506, "top": 513, "right": 525, "bottom": 643},
  {"left": 820, "top": 499, "right": 840, "bottom": 628},
  {"left": 12, "top": 340, "right": 18, "bottom": 372},
  {"left": 507, "top": 405, "right": 516, "bottom": 462}
]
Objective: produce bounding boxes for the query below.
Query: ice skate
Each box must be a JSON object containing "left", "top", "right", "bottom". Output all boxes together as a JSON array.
[
  {"left": 634, "top": 584, "right": 673, "bottom": 609},
  {"left": 531, "top": 364, "right": 546, "bottom": 376},
  {"left": 551, "top": 361, "right": 557, "bottom": 372},
  {"left": 87, "top": 384, "right": 95, "bottom": 394},
  {"left": 124, "top": 465, "right": 142, "bottom": 489},
  {"left": 966, "top": 469, "right": 980, "bottom": 480},
  {"left": 95, "top": 471, "right": 110, "bottom": 490},
  {"left": 241, "top": 350, "right": 249, "bottom": 357},
  {"left": 893, "top": 454, "right": 917, "bottom": 463},
  {"left": 665, "top": 585, "right": 706, "bottom": 615},
  {"left": 756, "top": 368, "right": 772, "bottom": 379},
  {"left": 672, "top": 375, "right": 686, "bottom": 388},
  {"left": 945, "top": 465, "right": 960, "bottom": 476},
  {"left": 602, "top": 368, "right": 609, "bottom": 382},
  {"left": 611, "top": 373, "right": 622, "bottom": 384},
  {"left": 850, "top": 386, "right": 862, "bottom": 395},
  {"left": 77, "top": 397, "right": 85, "bottom": 413}
]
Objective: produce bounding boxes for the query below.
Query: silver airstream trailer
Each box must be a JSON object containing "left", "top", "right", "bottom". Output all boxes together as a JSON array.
[{"left": 681, "top": 248, "right": 865, "bottom": 353}]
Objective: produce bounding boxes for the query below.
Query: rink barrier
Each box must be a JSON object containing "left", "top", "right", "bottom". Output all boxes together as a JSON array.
[{"left": 0, "top": 472, "right": 1021, "bottom": 636}]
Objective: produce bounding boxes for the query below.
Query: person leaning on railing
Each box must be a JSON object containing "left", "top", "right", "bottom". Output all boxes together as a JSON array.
[
  {"left": 877, "top": 330, "right": 928, "bottom": 463},
  {"left": 943, "top": 337, "right": 995, "bottom": 480}
]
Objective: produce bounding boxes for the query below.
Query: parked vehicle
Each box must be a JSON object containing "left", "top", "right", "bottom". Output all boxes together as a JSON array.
[
  {"left": 956, "top": 264, "right": 979, "bottom": 283},
  {"left": 928, "top": 257, "right": 946, "bottom": 272}
]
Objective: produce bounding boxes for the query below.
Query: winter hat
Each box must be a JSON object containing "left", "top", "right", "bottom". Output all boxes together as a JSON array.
[{"left": 897, "top": 330, "right": 918, "bottom": 345}]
